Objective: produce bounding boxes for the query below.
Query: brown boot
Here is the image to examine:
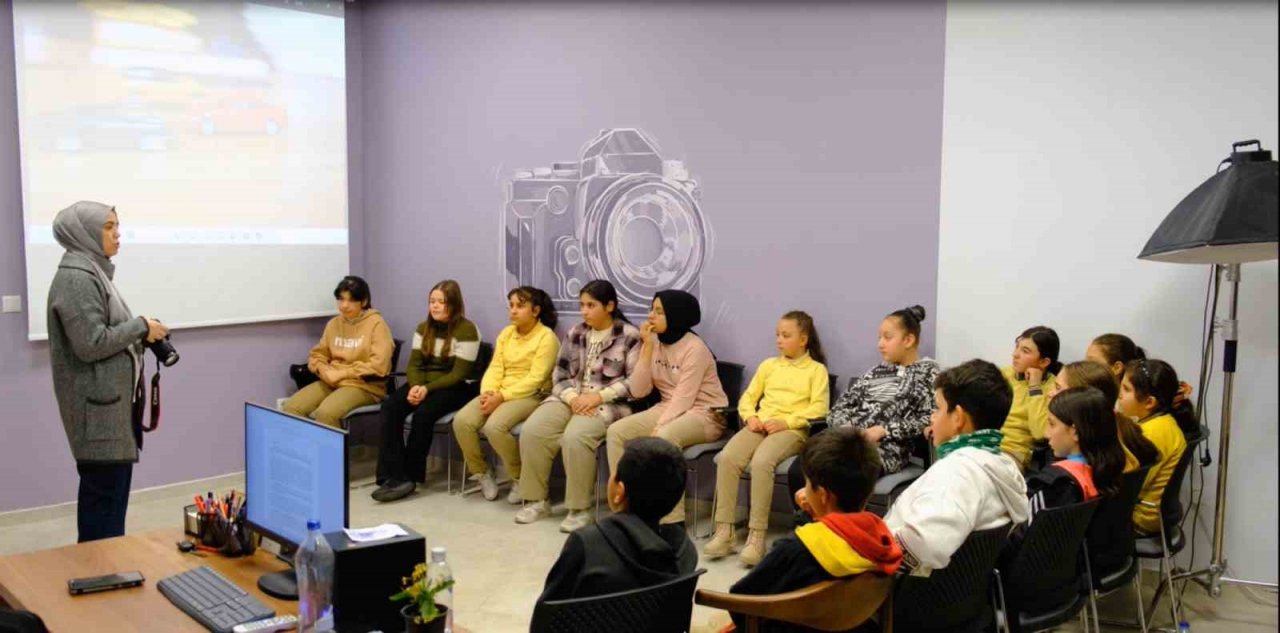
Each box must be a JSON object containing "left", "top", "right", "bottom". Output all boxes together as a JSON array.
[
  {"left": 704, "top": 523, "right": 737, "bottom": 559},
  {"left": 739, "top": 529, "right": 767, "bottom": 567}
]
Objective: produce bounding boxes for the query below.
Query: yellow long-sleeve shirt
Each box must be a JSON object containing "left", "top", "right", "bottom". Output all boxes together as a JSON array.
[
  {"left": 480, "top": 323, "right": 560, "bottom": 401},
  {"left": 738, "top": 354, "right": 830, "bottom": 430},
  {"left": 1133, "top": 413, "right": 1187, "bottom": 534},
  {"left": 999, "top": 366, "right": 1054, "bottom": 468}
]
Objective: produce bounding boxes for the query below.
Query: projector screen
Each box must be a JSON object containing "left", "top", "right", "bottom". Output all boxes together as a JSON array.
[{"left": 12, "top": 1, "right": 348, "bottom": 340}]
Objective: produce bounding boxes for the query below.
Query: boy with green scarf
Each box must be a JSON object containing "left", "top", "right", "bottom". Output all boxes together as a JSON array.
[{"left": 885, "top": 359, "right": 1030, "bottom": 576}]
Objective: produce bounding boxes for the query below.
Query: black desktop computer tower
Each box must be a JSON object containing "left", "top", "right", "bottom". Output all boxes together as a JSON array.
[{"left": 323, "top": 524, "right": 426, "bottom": 633}]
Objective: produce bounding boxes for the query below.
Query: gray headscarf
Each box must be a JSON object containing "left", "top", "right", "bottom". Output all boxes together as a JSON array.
[{"left": 53, "top": 201, "right": 140, "bottom": 362}]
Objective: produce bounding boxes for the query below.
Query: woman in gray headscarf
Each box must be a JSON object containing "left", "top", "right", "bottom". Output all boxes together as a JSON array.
[{"left": 46, "top": 201, "right": 167, "bottom": 542}]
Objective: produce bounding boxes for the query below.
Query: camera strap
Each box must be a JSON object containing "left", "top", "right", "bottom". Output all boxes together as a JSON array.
[{"left": 144, "top": 360, "right": 161, "bottom": 433}]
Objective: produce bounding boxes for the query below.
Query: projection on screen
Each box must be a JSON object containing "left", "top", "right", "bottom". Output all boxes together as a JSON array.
[{"left": 13, "top": 1, "right": 348, "bottom": 340}]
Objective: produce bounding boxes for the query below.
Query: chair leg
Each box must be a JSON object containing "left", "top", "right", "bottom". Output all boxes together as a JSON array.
[
  {"left": 1161, "top": 549, "right": 1181, "bottom": 627},
  {"left": 992, "top": 569, "right": 1011, "bottom": 633},
  {"left": 1089, "top": 589, "right": 1101, "bottom": 633},
  {"left": 1133, "top": 569, "right": 1148, "bottom": 633},
  {"left": 689, "top": 466, "right": 700, "bottom": 537},
  {"left": 446, "top": 434, "right": 455, "bottom": 495}
]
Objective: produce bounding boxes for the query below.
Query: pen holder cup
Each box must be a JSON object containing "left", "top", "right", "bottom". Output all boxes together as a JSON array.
[{"left": 195, "top": 510, "right": 256, "bottom": 558}]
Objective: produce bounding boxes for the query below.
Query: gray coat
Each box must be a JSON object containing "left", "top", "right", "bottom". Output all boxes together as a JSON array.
[{"left": 47, "top": 256, "right": 148, "bottom": 463}]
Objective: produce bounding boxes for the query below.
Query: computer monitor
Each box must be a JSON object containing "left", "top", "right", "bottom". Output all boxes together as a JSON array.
[{"left": 244, "top": 402, "right": 348, "bottom": 598}]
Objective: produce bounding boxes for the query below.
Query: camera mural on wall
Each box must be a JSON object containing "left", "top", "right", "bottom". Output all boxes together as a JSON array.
[{"left": 502, "top": 128, "right": 712, "bottom": 319}]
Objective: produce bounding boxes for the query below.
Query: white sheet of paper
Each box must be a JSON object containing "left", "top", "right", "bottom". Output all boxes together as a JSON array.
[{"left": 343, "top": 523, "right": 409, "bottom": 543}]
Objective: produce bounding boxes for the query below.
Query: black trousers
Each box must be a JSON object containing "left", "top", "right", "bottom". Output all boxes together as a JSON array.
[
  {"left": 76, "top": 462, "right": 133, "bottom": 543},
  {"left": 376, "top": 383, "right": 476, "bottom": 484}
]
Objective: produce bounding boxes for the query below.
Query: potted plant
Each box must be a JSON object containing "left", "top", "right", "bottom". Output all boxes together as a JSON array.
[{"left": 391, "top": 562, "right": 455, "bottom": 633}]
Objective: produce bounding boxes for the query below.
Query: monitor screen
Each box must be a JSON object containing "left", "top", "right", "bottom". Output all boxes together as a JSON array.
[{"left": 244, "top": 402, "right": 348, "bottom": 548}]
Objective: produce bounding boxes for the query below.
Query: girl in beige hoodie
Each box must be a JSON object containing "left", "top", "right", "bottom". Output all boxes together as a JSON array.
[{"left": 283, "top": 276, "right": 394, "bottom": 427}]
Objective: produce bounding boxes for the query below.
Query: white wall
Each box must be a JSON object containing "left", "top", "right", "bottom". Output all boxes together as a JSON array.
[{"left": 938, "top": 1, "right": 1278, "bottom": 584}]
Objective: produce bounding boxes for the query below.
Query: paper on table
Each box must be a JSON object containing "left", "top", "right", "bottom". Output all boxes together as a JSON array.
[{"left": 343, "top": 523, "right": 409, "bottom": 543}]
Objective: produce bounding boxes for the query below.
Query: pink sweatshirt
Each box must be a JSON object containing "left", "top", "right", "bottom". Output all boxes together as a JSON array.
[{"left": 630, "top": 333, "right": 729, "bottom": 440}]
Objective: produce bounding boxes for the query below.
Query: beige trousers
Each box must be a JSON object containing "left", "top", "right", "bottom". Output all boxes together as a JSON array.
[
  {"left": 606, "top": 407, "right": 717, "bottom": 523},
  {"left": 518, "top": 401, "right": 606, "bottom": 510},
  {"left": 282, "top": 382, "right": 379, "bottom": 428},
  {"left": 452, "top": 395, "right": 541, "bottom": 480},
  {"left": 713, "top": 427, "right": 807, "bottom": 530},
  {"left": 605, "top": 408, "right": 714, "bottom": 473}
]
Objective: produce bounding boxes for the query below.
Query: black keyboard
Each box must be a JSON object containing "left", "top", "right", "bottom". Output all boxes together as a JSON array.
[{"left": 157, "top": 565, "right": 276, "bottom": 633}]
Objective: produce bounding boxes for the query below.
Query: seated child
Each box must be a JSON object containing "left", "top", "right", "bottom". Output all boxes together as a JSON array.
[
  {"left": 536, "top": 438, "right": 697, "bottom": 603},
  {"left": 1118, "top": 359, "right": 1193, "bottom": 534},
  {"left": 885, "top": 359, "right": 1030, "bottom": 576},
  {"left": 728, "top": 428, "right": 902, "bottom": 632},
  {"left": 1027, "top": 386, "right": 1126, "bottom": 516}
]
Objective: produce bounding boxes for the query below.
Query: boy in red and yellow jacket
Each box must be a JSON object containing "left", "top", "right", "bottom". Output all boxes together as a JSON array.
[{"left": 726, "top": 428, "right": 902, "bottom": 631}]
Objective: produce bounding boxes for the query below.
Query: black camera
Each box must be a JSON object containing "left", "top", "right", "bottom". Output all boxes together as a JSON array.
[{"left": 146, "top": 335, "right": 180, "bottom": 367}]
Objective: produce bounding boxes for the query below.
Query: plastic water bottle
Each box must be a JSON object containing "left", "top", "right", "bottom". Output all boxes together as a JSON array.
[
  {"left": 427, "top": 546, "right": 454, "bottom": 633},
  {"left": 295, "top": 520, "right": 335, "bottom": 633},
  {"left": 1178, "top": 620, "right": 1191, "bottom": 633}
]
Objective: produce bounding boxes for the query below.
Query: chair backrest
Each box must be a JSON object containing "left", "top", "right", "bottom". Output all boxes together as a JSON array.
[
  {"left": 1160, "top": 424, "right": 1208, "bottom": 531},
  {"left": 715, "top": 361, "right": 746, "bottom": 431},
  {"left": 1003, "top": 498, "right": 1100, "bottom": 613},
  {"left": 893, "top": 526, "right": 1009, "bottom": 632},
  {"left": 828, "top": 374, "right": 840, "bottom": 407},
  {"left": 0, "top": 608, "right": 48, "bottom": 633},
  {"left": 694, "top": 573, "right": 893, "bottom": 633},
  {"left": 530, "top": 568, "right": 706, "bottom": 633},
  {"left": 716, "top": 361, "right": 746, "bottom": 404},
  {"left": 383, "top": 337, "right": 405, "bottom": 391},
  {"left": 1086, "top": 465, "right": 1151, "bottom": 578},
  {"left": 465, "top": 341, "right": 494, "bottom": 383}
]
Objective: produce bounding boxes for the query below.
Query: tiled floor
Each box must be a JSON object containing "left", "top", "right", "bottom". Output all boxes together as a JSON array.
[{"left": 1, "top": 458, "right": 1276, "bottom": 633}]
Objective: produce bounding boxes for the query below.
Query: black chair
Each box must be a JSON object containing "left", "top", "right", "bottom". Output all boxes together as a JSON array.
[
  {"left": 994, "top": 498, "right": 1101, "bottom": 633},
  {"left": 1085, "top": 465, "right": 1153, "bottom": 632},
  {"left": 1132, "top": 424, "right": 1209, "bottom": 628},
  {"left": 681, "top": 360, "right": 746, "bottom": 536},
  {"left": 529, "top": 568, "right": 706, "bottom": 633},
  {"left": 891, "top": 525, "right": 1010, "bottom": 633},
  {"left": 865, "top": 434, "right": 933, "bottom": 518},
  {"left": 0, "top": 608, "right": 48, "bottom": 633},
  {"left": 339, "top": 337, "right": 406, "bottom": 445}
]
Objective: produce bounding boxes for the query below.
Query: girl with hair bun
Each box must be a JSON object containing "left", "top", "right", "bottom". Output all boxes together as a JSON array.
[{"left": 787, "top": 304, "right": 939, "bottom": 524}]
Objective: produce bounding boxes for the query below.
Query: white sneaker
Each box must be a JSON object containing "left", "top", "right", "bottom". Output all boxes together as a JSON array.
[
  {"left": 559, "top": 509, "right": 593, "bottom": 533},
  {"left": 515, "top": 500, "right": 551, "bottom": 524},
  {"left": 475, "top": 472, "right": 499, "bottom": 501},
  {"left": 507, "top": 479, "right": 523, "bottom": 505}
]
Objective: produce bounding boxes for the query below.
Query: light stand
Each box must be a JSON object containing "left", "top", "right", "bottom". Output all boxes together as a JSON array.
[
  {"left": 1169, "top": 263, "right": 1278, "bottom": 597},
  {"left": 1138, "top": 140, "right": 1279, "bottom": 602}
]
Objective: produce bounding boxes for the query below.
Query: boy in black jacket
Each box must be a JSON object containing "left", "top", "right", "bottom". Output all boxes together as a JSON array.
[{"left": 537, "top": 437, "right": 697, "bottom": 603}]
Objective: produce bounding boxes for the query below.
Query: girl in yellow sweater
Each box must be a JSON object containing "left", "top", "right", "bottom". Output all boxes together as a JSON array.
[
  {"left": 999, "top": 325, "right": 1062, "bottom": 469},
  {"left": 706, "top": 311, "right": 830, "bottom": 567},
  {"left": 1119, "top": 359, "right": 1195, "bottom": 534},
  {"left": 453, "top": 287, "right": 560, "bottom": 503}
]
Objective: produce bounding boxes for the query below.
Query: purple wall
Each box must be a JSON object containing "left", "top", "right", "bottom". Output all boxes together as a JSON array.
[
  {"left": 0, "top": 1, "right": 359, "bottom": 512},
  {"left": 2, "top": 0, "right": 945, "bottom": 512},
  {"left": 358, "top": 1, "right": 946, "bottom": 381}
]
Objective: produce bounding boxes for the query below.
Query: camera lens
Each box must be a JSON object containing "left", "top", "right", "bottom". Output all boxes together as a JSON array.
[{"left": 148, "top": 338, "right": 180, "bottom": 367}]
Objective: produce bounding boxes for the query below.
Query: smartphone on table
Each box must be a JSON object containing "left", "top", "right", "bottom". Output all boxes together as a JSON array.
[{"left": 67, "top": 571, "right": 145, "bottom": 595}]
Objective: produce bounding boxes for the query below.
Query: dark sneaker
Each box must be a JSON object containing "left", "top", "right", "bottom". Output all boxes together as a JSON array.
[{"left": 372, "top": 480, "right": 416, "bottom": 502}]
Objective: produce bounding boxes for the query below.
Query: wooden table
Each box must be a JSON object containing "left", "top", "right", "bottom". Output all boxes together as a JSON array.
[{"left": 0, "top": 528, "right": 293, "bottom": 632}]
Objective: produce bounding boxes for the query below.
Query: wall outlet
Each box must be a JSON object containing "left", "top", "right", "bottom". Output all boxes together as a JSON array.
[{"left": 1, "top": 295, "right": 21, "bottom": 314}]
